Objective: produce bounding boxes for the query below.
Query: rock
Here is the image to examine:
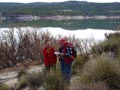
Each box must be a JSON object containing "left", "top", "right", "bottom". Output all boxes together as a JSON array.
[
  {"left": 37, "top": 86, "right": 43, "bottom": 90},
  {"left": 23, "top": 86, "right": 30, "bottom": 90}
]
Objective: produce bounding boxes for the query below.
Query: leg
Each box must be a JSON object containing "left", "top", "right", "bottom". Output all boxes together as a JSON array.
[
  {"left": 45, "top": 66, "right": 50, "bottom": 73},
  {"left": 51, "top": 64, "right": 56, "bottom": 71},
  {"left": 64, "top": 62, "right": 72, "bottom": 84},
  {"left": 60, "top": 59, "right": 65, "bottom": 75}
]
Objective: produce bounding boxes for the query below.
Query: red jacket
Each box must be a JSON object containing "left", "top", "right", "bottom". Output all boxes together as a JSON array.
[
  {"left": 43, "top": 46, "right": 57, "bottom": 66},
  {"left": 63, "top": 42, "right": 75, "bottom": 64}
]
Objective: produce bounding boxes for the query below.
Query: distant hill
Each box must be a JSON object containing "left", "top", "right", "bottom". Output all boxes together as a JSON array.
[{"left": 0, "top": 1, "right": 120, "bottom": 16}]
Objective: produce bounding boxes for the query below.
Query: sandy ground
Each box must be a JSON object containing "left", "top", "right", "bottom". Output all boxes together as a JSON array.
[
  {"left": 0, "top": 65, "right": 44, "bottom": 87},
  {"left": 0, "top": 64, "right": 80, "bottom": 90}
]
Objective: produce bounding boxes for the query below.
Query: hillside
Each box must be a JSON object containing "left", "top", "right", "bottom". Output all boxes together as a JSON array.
[{"left": 0, "top": 1, "right": 120, "bottom": 16}]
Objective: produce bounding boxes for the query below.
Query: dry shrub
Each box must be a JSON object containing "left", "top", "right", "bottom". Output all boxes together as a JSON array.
[
  {"left": 72, "top": 54, "right": 89, "bottom": 74},
  {"left": 80, "top": 56, "right": 120, "bottom": 90},
  {"left": 0, "top": 83, "right": 10, "bottom": 90},
  {"left": 70, "top": 81, "right": 108, "bottom": 90},
  {"left": 27, "top": 72, "right": 44, "bottom": 89},
  {"left": 17, "top": 72, "right": 44, "bottom": 90},
  {"left": 18, "top": 76, "right": 28, "bottom": 90},
  {"left": 43, "top": 68, "right": 67, "bottom": 90}
]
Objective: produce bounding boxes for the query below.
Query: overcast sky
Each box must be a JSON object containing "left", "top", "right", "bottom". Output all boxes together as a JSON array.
[{"left": 0, "top": 0, "right": 119, "bottom": 3}]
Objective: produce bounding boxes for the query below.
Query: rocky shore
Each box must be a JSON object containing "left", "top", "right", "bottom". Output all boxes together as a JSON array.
[
  {"left": 40, "top": 15, "right": 120, "bottom": 20},
  {"left": 1, "top": 15, "right": 120, "bottom": 21}
]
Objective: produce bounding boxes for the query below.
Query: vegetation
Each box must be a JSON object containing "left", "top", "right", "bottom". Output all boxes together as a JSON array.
[
  {"left": 80, "top": 56, "right": 120, "bottom": 90},
  {"left": 0, "top": 83, "right": 10, "bottom": 90},
  {"left": 92, "top": 32, "right": 120, "bottom": 56},
  {"left": 17, "top": 72, "right": 44, "bottom": 90},
  {"left": 17, "top": 65, "right": 67, "bottom": 90},
  {"left": 0, "top": 28, "right": 120, "bottom": 90},
  {"left": 77, "top": 32, "right": 120, "bottom": 90},
  {"left": 0, "top": 28, "right": 50, "bottom": 68},
  {"left": 43, "top": 67, "right": 68, "bottom": 90},
  {"left": 0, "top": 1, "right": 120, "bottom": 16},
  {"left": 17, "top": 67, "right": 27, "bottom": 81},
  {"left": 27, "top": 72, "right": 44, "bottom": 89},
  {"left": 72, "top": 54, "right": 89, "bottom": 74},
  {"left": 18, "top": 76, "right": 28, "bottom": 90},
  {"left": 0, "top": 27, "right": 85, "bottom": 69},
  {"left": 71, "top": 81, "right": 108, "bottom": 90}
]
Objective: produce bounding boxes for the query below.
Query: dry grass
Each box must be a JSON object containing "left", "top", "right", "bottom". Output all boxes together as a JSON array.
[
  {"left": 0, "top": 83, "right": 10, "bottom": 90},
  {"left": 17, "top": 76, "right": 28, "bottom": 90},
  {"left": 0, "top": 66, "right": 18, "bottom": 73},
  {"left": 17, "top": 72, "right": 44, "bottom": 90},
  {"left": 80, "top": 56, "right": 120, "bottom": 90},
  {"left": 72, "top": 54, "right": 89, "bottom": 74},
  {"left": 70, "top": 81, "right": 108, "bottom": 90},
  {"left": 43, "top": 64, "right": 68, "bottom": 90}
]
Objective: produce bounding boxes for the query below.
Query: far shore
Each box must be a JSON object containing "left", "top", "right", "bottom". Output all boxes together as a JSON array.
[
  {"left": 0, "top": 15, "right": 120, "bottom": 21},
  {"left": 40, "top": 15, "right": 120, "bottom": 20}
]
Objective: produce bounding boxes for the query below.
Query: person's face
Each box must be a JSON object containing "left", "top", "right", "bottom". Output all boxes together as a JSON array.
[
  {"left": 60, "top": 42, "right": 64, "bottom": 47},
  {"left": 46, "top": 42, "right": 50, "bottom": 47}
]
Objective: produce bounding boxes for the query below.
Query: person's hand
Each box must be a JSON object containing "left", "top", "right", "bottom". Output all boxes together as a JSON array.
[{"left": 59, "top": 53, "right": 64, "bottom": 56}]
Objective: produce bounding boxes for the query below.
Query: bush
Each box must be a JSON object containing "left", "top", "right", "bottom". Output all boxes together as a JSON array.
[
  {"left": 0, "top": 83, "right": 10, "bottom": 90},
  {"left": 17, "top": 71, "right": 44, "bottom": 90},
  {"left": 71, "top": 81, "right": 108, "bottom": 90},
  {"left": 17, "top": 67, "right": 27, "bottom": 81},
  {"left": 18, "top": 76, "right": 28, "bottom": 90},
  {"left": 43, "top": 68, "right": 67, "bottom": 90},
  {"left": 116, "top": 47, "right": 120, "bottom": 63},
  {"left": 27, "top": 72, "right": 44, "bottom": 89},
  {"left": 72, "top": 54, "right": 89, "bottom": 74},
  {"left": 92, "top": 32, "right": 120, "bottom": 55},
  {"left": 80, "top": 56, "right": 120, "bottom": 90}
]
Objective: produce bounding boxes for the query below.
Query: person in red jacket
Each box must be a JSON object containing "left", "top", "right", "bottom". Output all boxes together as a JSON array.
[
  {"left": 43, "top": 41, "right": 57, "bottom": 72},
  {"left": 58, "top": 38, "right": 75, "bottom": 84}
]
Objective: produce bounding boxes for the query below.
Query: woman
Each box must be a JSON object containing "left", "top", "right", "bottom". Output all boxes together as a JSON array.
[{"left": 43, "top": 41, "right": 57, "bottom": 72}]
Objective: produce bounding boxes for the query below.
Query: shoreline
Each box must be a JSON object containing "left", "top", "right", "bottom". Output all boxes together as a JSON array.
[
  {"left": 1, "top": 15, "right": 120, "bottom": 21},
  {"left": 39, "top": 15, "right": 120, "bottom": 20}
]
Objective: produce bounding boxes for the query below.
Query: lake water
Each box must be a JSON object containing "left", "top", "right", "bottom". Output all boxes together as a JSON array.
[
  {"left": 0, "top": 19, "right": 120, "bottom": 41},
  {"left": 0, "top": 19, "right": 120, "bottom": 30},
  {"left": 0, "top": 27, "right": 116, "bottom": 41}
]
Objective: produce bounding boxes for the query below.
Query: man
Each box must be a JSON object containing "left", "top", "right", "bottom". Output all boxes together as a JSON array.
[
  {"left": 59, "top": 39, "right": 75, "bottom": 83},
  {"left": 43, "top": 41, "right": 57, "bottom": 72}
]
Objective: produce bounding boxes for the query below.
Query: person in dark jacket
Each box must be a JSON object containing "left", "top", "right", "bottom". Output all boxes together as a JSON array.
[
  {"left": 59, "top": 39, "right": 75, "bottom": 83},
  {"left": 43, "top": 41, "right": 57, "bottom": 72}
]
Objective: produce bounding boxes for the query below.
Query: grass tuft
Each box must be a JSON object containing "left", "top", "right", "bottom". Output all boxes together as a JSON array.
[{"left": 80, "top": 56, "right": 120, "bottom": 90}]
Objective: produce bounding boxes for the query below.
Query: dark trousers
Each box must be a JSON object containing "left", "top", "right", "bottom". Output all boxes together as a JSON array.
[{"left": 60, "top": 59, "right": 72, "bottom": 83}]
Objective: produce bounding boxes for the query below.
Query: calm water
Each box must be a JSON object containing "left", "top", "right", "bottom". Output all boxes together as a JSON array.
[
  {"left": 0, "top": 19, "right": 120, "bottom": 41},
  {"left": 0, "top": 19, "right": 120, "bottom": 30},
  {"left": 0, "top": 27, "right": 116, "bottom": 41}
]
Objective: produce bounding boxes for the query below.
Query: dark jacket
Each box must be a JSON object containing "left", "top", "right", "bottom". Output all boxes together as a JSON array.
[{"left": 59, "top": 42, "right": 74, "bottom": 64}]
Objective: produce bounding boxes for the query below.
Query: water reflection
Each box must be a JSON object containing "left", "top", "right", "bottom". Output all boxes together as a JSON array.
[{"left": 0, "top": 19, "right": 120, "bottom": 30}]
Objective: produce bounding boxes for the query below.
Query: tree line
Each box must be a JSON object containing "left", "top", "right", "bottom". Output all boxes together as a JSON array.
[{"left": 0, "top": 1, "right": 120, "bottom": 16}]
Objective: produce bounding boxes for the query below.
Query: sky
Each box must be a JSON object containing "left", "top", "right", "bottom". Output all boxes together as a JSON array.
[{"left": 0, "top": 0, "right": 119, "bottom": 3}]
